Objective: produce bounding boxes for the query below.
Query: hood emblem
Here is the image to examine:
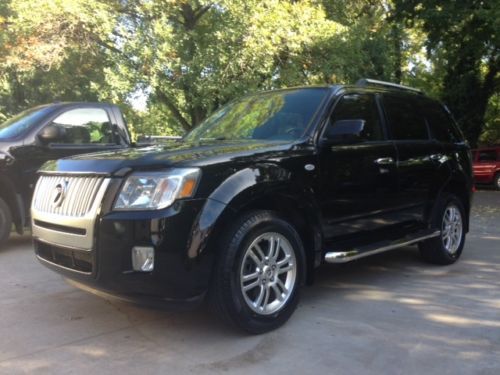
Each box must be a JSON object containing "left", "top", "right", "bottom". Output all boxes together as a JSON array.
[{"left": 51, "top": 181, "right": 68, "bottom": 208}]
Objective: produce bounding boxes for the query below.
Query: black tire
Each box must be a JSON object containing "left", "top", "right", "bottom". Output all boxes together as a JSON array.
[
  {"left": 419, "top": 194, "right": 466, "bottom": 265},
  {"left": 494, "top": 173, "right": 500, "bottom": 191},
  {"left": 0, "top": 197, "right": 12, "bottom": 247},
  {"left": 209, "top": 210, "right": 305, "bottom": 334}
]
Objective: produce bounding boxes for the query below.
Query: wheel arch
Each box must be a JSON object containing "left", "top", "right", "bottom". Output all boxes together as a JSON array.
[
  {"left": 187, "top": 165, "right": 323, "bottom": 286},
  {"left": 430, "top": 172, "right": 472, "bottom": 232}
]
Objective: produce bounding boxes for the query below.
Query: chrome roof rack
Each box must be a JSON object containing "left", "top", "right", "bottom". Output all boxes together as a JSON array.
[{"left": 356, "top": 78, "right": 423, "bottom": 94}]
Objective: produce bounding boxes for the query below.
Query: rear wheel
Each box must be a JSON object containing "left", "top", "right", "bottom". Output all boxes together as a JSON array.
[
  {"left": 419, "top": 194, "right": 466, "bottom": 265},
  {"left": 0, "top": 197, "right": 12, "bottom": 247},
  {"left": 209, "top": 210, "right": 305, "bottom": 334}
]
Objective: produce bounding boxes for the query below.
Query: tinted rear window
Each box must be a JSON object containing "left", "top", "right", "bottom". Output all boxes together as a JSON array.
[{"left": 383, "top": 95, "right": 429, "bottom": 140}]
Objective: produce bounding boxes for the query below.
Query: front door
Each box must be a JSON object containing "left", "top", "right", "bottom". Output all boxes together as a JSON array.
[{"left": 318, "top": 93, "right": 399, "bottom": 240}]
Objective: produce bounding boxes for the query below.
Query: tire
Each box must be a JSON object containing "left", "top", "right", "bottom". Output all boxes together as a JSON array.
[
  {"left": 494, "top": 173, "right": 500, "bottom": 191},
  {"left": 0, "top": 197, "right": 12, "bottom": 247},
  {"left": 419, "top": 194, "right": 466, "bottom": 265},
  {"left": 209, "top": 210, "right": 305, "bottom": 334}
]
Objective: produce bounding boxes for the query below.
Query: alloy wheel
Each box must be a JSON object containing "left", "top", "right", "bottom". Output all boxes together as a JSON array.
[
  {"left": 239, "top": 232, "right": 297, "bottom": 315},
  {"left": 441, "top": 204, "right": 463, "bottom": 255}
]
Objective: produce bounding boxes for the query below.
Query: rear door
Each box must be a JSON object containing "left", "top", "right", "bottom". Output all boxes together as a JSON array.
[
  {"left": 382, "top": 94, "right": 443, "bottom": 223},
  {"left": 317, "top": 92, "right": 399, "bottom": 239}
]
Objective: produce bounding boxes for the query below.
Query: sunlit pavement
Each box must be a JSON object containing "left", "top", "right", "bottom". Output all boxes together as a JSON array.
[{"left": 0, "top": 191, "right": 499, "bottom": 375}]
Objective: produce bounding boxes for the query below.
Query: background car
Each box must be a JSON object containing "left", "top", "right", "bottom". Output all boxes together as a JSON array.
[
  {"left": 0, "top": 102, "right": 132, "bottom": 246},
  {"left": 472, "top": 147, "right": 500, "bottom": 190}
]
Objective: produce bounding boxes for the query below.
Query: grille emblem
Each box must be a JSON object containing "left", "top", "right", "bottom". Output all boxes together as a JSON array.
[{"left": 51, "top": 181, "right": 68, "bottom": 208}]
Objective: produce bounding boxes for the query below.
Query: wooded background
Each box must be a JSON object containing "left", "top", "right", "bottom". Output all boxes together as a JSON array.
[{"left": 0, "top": 0, "right": 498, "bottom": 146}]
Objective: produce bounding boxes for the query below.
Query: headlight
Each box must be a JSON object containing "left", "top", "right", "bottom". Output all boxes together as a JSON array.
[{"left": 114, "top": 168, "right": 200, "bottom": 210}]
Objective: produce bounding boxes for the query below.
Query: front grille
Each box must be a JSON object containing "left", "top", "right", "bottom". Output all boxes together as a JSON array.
[
  {"left": 31, "top": 174, "right": 111, "bottom": 252},
  {"left": 35, "top": 240, "right": 93, "bottom": 274},
  {"left": 33, "top": 175, "right": 106, "bottom": 217}
]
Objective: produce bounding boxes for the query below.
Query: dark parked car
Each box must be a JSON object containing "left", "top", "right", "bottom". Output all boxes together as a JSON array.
[
  {"left": 0, "top": 103, "right": 131, "bottom": 245},
  {"left": 472, "top": 147, "right": 500, "bottom": 190},
  {"left": 31, "top": 79, "right": 473, "bottom": 333}
]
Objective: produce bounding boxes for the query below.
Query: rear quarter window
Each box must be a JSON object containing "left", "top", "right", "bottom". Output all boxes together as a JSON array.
[
  {"left": 383, "top": 95, "right": 429, "bottom": 140},
  {"left": 421, "top": 100, "right": 461, "bottom": 143}
]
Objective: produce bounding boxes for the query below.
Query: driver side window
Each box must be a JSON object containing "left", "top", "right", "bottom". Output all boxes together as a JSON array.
[
  {"left": 50, "top": 108, "right": 113, "bottom": 145},
  {"left": 329, "top": 94, "right": 383, "bottom": 141}
]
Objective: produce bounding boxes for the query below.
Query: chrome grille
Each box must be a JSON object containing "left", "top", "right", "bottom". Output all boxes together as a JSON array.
[
  {"left": 33, "top": 175, "right": 106, "bottom": 217},
  {"left": 32, "top": 174, "right": 111, "bottom": 251}
]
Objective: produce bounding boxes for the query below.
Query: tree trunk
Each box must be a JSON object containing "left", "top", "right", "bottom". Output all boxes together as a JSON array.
[{"left": 442, "top": 53, "right": 499, "bottom": 148}]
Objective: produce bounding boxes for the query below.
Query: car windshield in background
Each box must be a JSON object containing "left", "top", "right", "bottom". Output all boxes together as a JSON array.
[
  {"left": 0, "top": 106, "right": 53, "bottom": 140},
  {"left": 184, "top": 88, "right": 328, "bottom": 142}
]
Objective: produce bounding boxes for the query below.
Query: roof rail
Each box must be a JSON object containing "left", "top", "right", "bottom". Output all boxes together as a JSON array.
[{"left": 356, "top": 78, "right": 423, "bottom": 94}]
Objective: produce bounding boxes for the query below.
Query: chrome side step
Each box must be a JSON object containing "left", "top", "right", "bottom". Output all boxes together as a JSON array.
[{"left": 324, "top": 230, "right": 440, "bottom": 264}]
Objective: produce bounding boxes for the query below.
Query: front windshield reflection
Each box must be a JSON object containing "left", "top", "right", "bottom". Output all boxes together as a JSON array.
[
  {"left": 0, "top": 106, "right": 53, "bottom": 140},
  {"left": 185, "top": 88, "right": 328, "bottom": 142}
]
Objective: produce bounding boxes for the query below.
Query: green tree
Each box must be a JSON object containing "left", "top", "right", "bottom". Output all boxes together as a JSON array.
[
  {"left": 320, "top": 0, "right": 404, "bottom": 83},
  {"left": 0, "top": 0, "right": 117, "bottom": 118},
  {"left": 480, "top": 93, "right": 500, "bottom": 145},
  {"left": 394, "top": 0, "right": 500, "bottom": 147},
  {"left": 106, "top": 0, "right": 344, "bottom": 132}
]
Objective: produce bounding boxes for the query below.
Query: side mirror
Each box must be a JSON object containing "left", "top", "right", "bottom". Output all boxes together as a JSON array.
[
  {"left": 322, "top": 119, "right": 365, "bottom": 144},
  {"left": 38, "top": 124, "right": 65, "bottom": 144}
]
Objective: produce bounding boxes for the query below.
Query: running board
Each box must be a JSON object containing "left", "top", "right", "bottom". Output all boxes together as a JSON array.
[{"left": 324, "top": 230, "right": 440, "bottom": 264}]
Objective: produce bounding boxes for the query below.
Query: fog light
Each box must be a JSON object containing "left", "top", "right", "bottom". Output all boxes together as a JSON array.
[{"left": 132, "top": 246, "right": 154, "bottom": 272}]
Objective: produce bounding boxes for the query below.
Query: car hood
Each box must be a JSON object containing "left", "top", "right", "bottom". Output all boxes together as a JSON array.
[{"left": 40, "top": 139, "right": 295, "bottom": 175}]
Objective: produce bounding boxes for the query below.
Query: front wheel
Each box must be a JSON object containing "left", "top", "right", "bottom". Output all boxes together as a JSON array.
[
  {"left": 419, "top": 194, "right": 466, "bottom": 265},
  {"left": 0, "top": 197, "right": 12, "bottom": 247},
  {"left": 494, "top": 173, "right": 500, "bottom": 191},
  {"left": 209, "top": 210, "right": 305, "bottom": 334}
]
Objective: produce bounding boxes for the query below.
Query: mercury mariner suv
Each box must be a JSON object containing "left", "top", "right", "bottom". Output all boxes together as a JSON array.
[{"left": 31, "top": 79, "right": 473, "bottom": 333}]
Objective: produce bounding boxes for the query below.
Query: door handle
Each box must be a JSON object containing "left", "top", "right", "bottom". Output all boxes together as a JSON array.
[
  {"left": 374, "top": 157, "right": 395, "bottom": 165},
  {"left": 430, "top": 154, "right": 441, "bottom": 161}
]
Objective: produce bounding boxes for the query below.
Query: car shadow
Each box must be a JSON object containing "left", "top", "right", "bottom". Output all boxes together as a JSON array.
[{"left": 1, "top": 233, "right": 32, "bottom": 252}]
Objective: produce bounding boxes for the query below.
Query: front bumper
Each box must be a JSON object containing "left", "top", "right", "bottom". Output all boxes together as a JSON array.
[{"left": 33, "top": 198, "right": 220, "bottom": 306}]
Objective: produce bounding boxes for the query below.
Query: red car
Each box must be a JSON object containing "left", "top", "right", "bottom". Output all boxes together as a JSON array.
[{"left": 472, "top": 147, "right": 500, "bottom": 190}]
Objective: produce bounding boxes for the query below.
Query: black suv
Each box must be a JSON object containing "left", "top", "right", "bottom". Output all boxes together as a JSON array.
[{"left": 31, "top": 79, "right": 473, "bottom": 333}]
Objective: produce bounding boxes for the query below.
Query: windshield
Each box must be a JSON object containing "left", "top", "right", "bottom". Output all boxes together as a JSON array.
[
  {"left": 184, "top": 88, "right": 328, "bottom": 142},
  {"left": 0, "top": 106, "right": 53, "bottom": 140}
]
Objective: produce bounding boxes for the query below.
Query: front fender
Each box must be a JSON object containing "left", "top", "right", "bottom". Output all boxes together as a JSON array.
[
  {"left": 208, "top": 164, "right": 292, "bottom": 205},
  {"left": 186, "top": 163, "right": 323, "bottom": 266},
  {"left": 186, "top": 164, "right": 291, "bottom": 259}
]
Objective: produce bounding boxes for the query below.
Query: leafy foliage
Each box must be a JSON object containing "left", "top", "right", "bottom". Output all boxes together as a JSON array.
[
  {"left": 393, "top": 0, "right": 499, "bottom": 146},
  {"left": 0, "top": 0, "right": 118, "bottom": 118},
  {"left": 0, "top": 0, "right": 498, "bottom": 145}
]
